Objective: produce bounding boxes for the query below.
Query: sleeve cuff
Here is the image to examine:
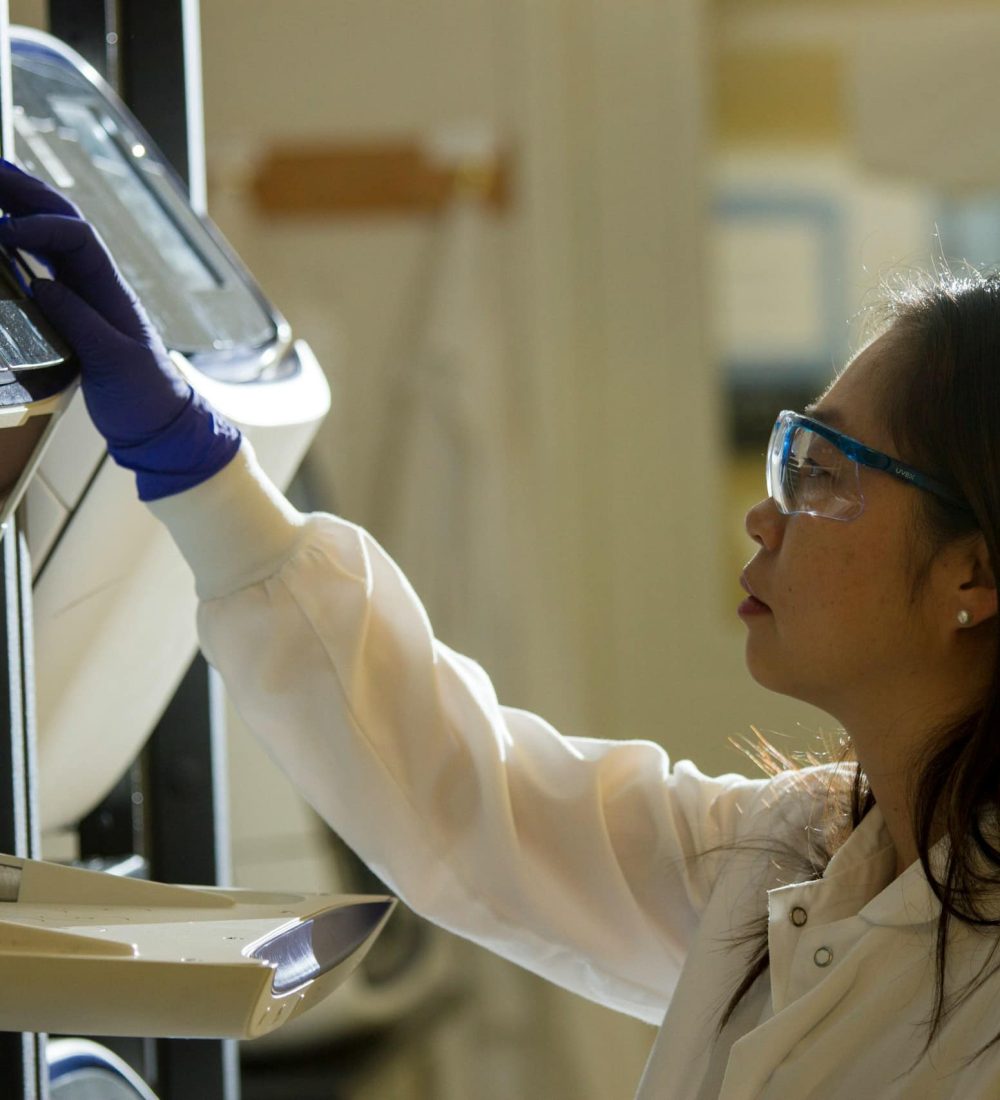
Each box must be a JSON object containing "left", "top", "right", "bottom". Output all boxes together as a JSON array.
[{"left": 146, "top": 438, "right": 309, "bottom": 600}]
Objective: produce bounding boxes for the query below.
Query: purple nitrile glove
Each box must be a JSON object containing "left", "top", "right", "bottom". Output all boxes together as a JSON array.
[{"left": 0, "top": 159, "right": 241, "bottom": 501}]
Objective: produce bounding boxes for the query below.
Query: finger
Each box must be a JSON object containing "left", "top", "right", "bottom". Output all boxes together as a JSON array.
[
  {"left": 0, "top": 159, "right": 83, "bottom": 219},
  {"left": 32, "top": 278, "right": 194, "bottom": 446},
  {"left": 31, "top": 277, "right": 135, "bottom": 369},
  {"left": 0, "top": 214, "right": 148, "bottom": 342}
]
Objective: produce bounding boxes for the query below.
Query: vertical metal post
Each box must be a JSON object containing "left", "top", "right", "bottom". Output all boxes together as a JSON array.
[
  {"left": 118, "top": 0, "right": 205, "bottom": 203},
  {"left": 115, "top": 5, "right": 238, "bottom": 1096},
  {"left": 0, "top": 521, "right": 48, "bottom": 1099},
  {"left": 0, "top": 0, "right": 48, "bottom": 1090},
  {"left": 146, "top": 655, "right": 238, "bottom": 1100},
  {"left": 48, "top": 0, "right": 119, "bottom": 87},
  {"left": 147, "top": 654, "right": 231, "bottom": 890}
]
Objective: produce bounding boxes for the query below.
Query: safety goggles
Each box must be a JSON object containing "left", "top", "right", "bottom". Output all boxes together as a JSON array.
[{"left": 766, "top": 410, "right": 969, "bottom": 521}]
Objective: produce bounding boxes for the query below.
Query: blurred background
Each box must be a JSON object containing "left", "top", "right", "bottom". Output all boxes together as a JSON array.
[{"left": 15, "top": 0, "right": 1000, "bottom": 1096}]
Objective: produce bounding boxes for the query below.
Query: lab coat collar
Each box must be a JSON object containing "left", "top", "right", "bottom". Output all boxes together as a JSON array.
[
  {"left": 821, "top": 799, "right": 895, "bottom": 885},
  {"left": 858, "top": 825, "right": 947, "bottom": 928},
  {"left": 853, "top": 809, "right": 1000, "bottom": 928},
  {"left": 765, "top": 803, "right": 896, "bottom": 927},
  {"left": 767, "top": 801, "right": 980, "bottom": 930}
]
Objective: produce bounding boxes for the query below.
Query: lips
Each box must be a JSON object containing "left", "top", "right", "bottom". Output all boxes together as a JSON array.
[{"left": 740, "top": 572, "right": 770, "bottom": 609}]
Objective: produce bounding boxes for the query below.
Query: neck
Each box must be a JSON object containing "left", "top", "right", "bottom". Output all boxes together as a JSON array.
[
  {"left": 866, "top": 761, "right": 921, "bottom": 882},
  {"left": 830, "top": 688, "right": 964, "bottom": 882}
]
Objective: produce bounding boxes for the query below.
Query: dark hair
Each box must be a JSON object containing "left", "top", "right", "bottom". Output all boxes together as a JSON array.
[{"left": 706, "top": 268, "right": 1000, "bottom": 1079}]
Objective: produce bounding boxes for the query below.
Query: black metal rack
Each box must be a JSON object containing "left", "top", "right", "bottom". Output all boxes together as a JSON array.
[
  {"left": 0, "top": 520, "right": 46, "bottom": 1097},
  {"left": 0, "top": 3, "right": 238, "bottom": 1097}
]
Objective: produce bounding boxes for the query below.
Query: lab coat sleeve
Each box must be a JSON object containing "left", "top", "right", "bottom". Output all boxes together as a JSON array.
[{"left": 149, "top": 440, "right": 775, "bottom": 1025}]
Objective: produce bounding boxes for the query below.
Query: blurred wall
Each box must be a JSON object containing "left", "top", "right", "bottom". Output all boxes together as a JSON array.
[
  {"left": 195, "top": 2, "right": 775, "bottom": 1096},
  {"left": 200, "top": 3, "right": 699, "bottom": 1097},
  {"left": 199, "top": 0, "right": 839, "bottom": 779}
]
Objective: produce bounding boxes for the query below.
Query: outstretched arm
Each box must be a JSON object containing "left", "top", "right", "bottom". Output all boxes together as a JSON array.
[{"left": 0, "top": 161, "right": 772, "bottom": 1024}]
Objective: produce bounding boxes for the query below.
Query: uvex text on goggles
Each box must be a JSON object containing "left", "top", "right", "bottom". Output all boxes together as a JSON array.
[{"left": 766, "top": 410, "right": 969, "bottom": 521}]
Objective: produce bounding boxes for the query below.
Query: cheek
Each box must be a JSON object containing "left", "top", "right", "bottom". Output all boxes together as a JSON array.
[
  {"left": 779, "top": 535, "right": 862, "bottom": 618},
  {"left": 784, "top": 517, "right": 903, "bottom": 614},
  {"left": 763, "top": 531, "right": 908, "bottom": 676},
  {"left": 797, "top": 545, "right": 885, "bottom": 622}
]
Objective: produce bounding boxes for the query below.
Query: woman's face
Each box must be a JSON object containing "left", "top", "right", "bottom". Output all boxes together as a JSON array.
[{"left": 741, "top": 333, "right": 940, "bottom": 719}]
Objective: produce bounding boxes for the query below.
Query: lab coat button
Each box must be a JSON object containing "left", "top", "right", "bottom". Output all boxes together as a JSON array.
[
  {"left": 813, "top": 946, "right": 833, "bottom": 967},
  {"left": 790, "top": 906, "right": 808, "bottom": 927}
]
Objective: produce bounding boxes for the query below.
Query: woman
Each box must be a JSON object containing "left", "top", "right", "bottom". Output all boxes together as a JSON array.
[{"left": 1, "top": 160, "right": 998, "bottom": 1098}]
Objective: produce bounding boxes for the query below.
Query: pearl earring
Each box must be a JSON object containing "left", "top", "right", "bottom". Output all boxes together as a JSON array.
[{"left": 957, "top": 610, "right": 972, "bottom": 626}]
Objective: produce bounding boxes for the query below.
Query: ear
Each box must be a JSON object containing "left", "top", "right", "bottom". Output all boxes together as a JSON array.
[{"left": 956, "top": 532, "right": 997, "bottom": 626}]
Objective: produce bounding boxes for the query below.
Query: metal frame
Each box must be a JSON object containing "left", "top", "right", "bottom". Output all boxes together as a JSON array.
[
  {"left": 0, "top": 0, "right": 47, "bottom": 1089},
  {"left": 0, "top": 520, "right": 47, "bottom": 1097},
  {"left": 0, "top": 3, "right": 237, "bottom": 1097},
  {"left": 146, "top": 657, "right": 238, "bottom": 1100},
  {"left": 48, "top": 0, "right": 119, "bottom": 86}
]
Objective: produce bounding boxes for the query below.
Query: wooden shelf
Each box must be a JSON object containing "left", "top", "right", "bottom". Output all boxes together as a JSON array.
[{"left": 251, "top": 140, "right": 512, "bottom": 216}]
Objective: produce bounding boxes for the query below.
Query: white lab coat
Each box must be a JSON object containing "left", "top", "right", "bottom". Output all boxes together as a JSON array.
[{"left": 150, "top": 441, "right": 1000, "bottom": 1099}]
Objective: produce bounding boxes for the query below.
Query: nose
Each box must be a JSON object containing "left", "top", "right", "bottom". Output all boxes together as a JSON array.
[{"left": 745, "top": 496, "right": 785, "bottom": 550}]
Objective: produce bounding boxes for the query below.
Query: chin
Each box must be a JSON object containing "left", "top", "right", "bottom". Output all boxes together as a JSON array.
[
  {"left": 744, "top": 641, "right": 809, "bottom": 703},
  {"left": 744, "top": 651, "right": 837, "bottom": 717}
]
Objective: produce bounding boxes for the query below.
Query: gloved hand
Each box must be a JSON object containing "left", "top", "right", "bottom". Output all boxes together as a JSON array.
[{"left": 0, "top": 159, "right": 241, "bottom": 501}]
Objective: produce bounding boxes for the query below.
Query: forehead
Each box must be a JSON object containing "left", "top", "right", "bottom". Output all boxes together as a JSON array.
[{"left": 807, "top": 333, "right": 895, "bottom": 452}]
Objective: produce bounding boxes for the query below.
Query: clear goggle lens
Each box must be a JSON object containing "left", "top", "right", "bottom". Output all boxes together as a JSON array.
[{"left": 767, "top": 415, "right": 863, "bottom": 521}]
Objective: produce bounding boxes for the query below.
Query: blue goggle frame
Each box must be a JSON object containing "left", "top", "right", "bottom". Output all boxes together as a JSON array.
[{"left": 768, "top": 410, "right": 971, "bottom": 519}]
